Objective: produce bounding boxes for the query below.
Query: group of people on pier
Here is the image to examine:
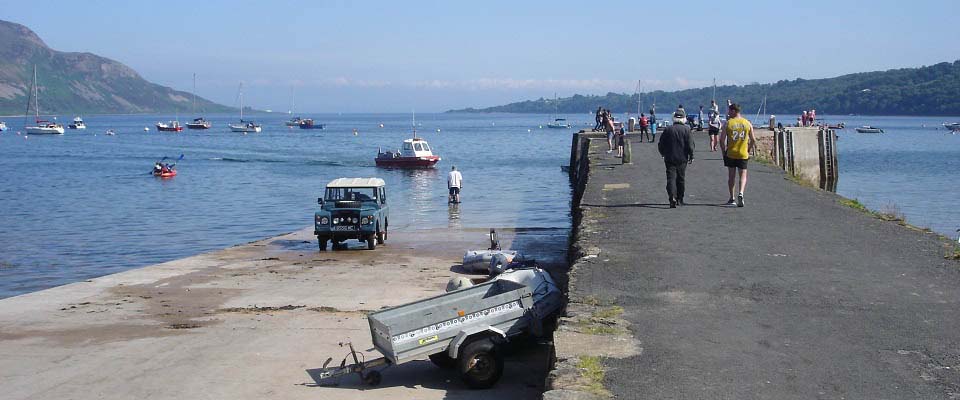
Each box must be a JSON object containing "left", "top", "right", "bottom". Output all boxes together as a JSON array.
[
  {"left": 799, "top": 109, "right": 817, "bottom": 126},
  {"left": 598, "top": 100, "right": 756, "bottom": 209}
]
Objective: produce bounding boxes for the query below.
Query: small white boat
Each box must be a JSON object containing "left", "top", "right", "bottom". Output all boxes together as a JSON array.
[
  {"left": 546, "top": 118, "right": 571, "bottom": 129},
  {"left": 68, "top": 116, "right": 86, "bottom": 129},
  {"left": 944, "top": 122, "right": 960, "bottom": 133},
  {"left": 0, "top": 121, "right": 7, "bottom": 131},
  {"left": 229, "top": 82, "right": 261, "bottom": 133},
  {"left": 105, "top": 129, "right": 116, "bottom": 136},
  {"left": 229, "top": 121, "right": 262, "bottom": 133},
  {"left": 855, "top": 126, "right": 883, "bottom": 133}
]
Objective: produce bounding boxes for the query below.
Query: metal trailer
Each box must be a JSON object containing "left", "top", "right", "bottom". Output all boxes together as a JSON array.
[{"left": 316, "top": 279, "right": 536, "bottom": 389}]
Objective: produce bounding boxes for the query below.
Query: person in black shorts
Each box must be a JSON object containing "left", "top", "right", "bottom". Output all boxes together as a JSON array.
[{"left": 707, "top": 111, "right": 721, "bottom": 151}]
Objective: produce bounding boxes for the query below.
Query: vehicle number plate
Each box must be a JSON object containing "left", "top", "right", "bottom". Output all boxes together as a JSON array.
[{"left": 333, "top": 226, "right": 357, "bottom": 231}]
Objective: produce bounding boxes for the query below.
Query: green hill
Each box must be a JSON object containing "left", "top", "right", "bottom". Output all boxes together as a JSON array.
[
  {"left": 448, "top": 61, "right": 960, "bottom": 116},
  {"left": 0, "top": 19, "right": 232, "bottom": 115}
]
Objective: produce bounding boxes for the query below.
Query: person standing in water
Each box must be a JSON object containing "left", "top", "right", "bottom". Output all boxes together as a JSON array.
[{"left": 448, "top": 165, "right": 463, "bottom": 203}]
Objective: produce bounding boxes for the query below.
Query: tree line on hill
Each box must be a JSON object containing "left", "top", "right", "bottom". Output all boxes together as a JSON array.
[{"left": 448, "top": 60, "right": 960, "bottom": 117}]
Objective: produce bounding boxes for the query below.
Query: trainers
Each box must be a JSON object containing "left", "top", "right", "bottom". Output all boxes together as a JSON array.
[
  {"left": 606, "top": 150, "right": 612, "bottom": 153},
  {"left": 725, "top": 199, "right": 737, "bottom": 206},
  {"left": 737, "top": 193, "right": 744, "bottom": 207}
]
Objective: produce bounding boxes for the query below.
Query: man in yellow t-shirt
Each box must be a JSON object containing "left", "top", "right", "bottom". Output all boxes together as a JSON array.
[{"left": 719, "top": 103, "right": 756, "bottom": 207}]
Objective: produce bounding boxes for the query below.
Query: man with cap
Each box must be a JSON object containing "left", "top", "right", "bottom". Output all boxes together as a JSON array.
[
  {"left": 658, "top": 107, "right": 695, "bottom": 208},
  {"left": 448, "top": 165, "right": 463, "bottom": 203}
]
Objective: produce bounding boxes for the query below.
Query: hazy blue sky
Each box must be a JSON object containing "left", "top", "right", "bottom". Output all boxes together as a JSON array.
[{"left": 4, "top": 0, "right": 957, "bottom": 112}]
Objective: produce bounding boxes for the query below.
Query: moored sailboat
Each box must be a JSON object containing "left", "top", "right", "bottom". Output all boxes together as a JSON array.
[
  {"left": 228, "top": 82, "right": 261, "bottom": 133},
  {"left": 186, "top": 74, "right": 212, "bottom": 129},
  {"left": 23, "top": 65, "right": 64, "bottom": 135}
]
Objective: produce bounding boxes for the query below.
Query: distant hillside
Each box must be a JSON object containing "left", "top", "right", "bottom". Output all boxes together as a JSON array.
[
  {"left": 448, "top": 61, "right": 960, "bottom": 117},
  {"left": 0, "top": 20, "right": 232, "bottom": 115}
]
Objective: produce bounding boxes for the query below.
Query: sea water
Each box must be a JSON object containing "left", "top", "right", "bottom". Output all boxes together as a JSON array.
[{"left": 0, "top": 112, "right": 957, "bottom": 298}]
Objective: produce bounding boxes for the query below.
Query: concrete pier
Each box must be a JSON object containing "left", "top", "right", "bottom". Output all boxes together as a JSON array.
[
  {"left": 0, "top": 226, "right": 567, "bottom": 399},
  {"left": 547, "top": 131, "right": 960, "bottom": 399}
]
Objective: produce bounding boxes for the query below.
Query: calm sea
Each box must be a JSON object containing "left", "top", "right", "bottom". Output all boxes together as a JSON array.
[{"left": 0, "top": 112, "right": 957, "bottom": 298}]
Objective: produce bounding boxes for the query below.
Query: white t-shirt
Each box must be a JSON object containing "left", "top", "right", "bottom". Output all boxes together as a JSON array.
[{"left": 448, "top": 170, "right": 462, "bottom": 188}]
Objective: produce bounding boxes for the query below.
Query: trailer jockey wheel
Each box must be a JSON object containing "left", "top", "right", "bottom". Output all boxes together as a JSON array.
[
  {"left": 362, "top": 370, "right": 382, "bottom": 386},
  {"left": 458, "top": 338, "right": 504, "bottom": 389}
]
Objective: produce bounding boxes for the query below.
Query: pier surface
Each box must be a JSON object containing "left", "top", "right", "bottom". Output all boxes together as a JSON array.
[
  {"left": 557, "top": 132, "right": 960, "bottom": 399},
  {"left": 0, "top": 226, "right": 566, "bottom": 399}
]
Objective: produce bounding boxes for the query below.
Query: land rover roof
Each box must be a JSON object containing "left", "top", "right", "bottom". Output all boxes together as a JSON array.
[{"left": 326, "top": 178, "right": 386, "bottom": 188}]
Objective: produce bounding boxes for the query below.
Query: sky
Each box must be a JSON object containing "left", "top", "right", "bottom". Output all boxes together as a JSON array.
[{"left": 3, "top": 0, "right": 958, "bottom": 112}]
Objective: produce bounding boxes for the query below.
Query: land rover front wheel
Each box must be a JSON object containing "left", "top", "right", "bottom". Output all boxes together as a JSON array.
[
  {"left": 367, "top": 234, "right": 377, "bottom": 250},
  {"left": 376, "top": 223, "right": 385, "bottom": 244}
]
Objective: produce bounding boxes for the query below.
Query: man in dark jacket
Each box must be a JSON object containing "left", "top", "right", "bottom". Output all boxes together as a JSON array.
[{"left": 658, "top": 108, "right": 695, "bottom": 208}]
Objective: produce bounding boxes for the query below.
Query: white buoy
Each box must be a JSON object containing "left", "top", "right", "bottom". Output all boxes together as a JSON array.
[
  {"left": 379, "top": 123, "right": 384, "bottom": 128},
  {"left": 144, "top": 127, "right": 149, "bottom": 131},
  {"left": 436, "top": 128, "right": 441, "bottom": 132},
  {"left": 527, "top": 129, "right": 531, "bottom": 132}
]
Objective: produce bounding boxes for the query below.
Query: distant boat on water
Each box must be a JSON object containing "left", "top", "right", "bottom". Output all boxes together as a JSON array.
[
  {"left": 229, "top": 82, "right": 261, "bottom": 133},
  {"left": 546, "top": 93, "right": 570, "bottom": 129},
  {"left": 186, "top": 74, "right": 211, "bottom": 129},
  {"left": 547, "top": 118, "right": 570, "bottom": 129},
  {"left": 156, "top": 120, "right": 183, "bottom": 132},
  {"left": 68, "top": 116, "right": 86, "bottom": 129},
  {"left": 284, "top": 87, "right": 303, "bottom": 127},
  {"left": 944, "top": 122, "right": 960, "bottom": 133},
  {"left": 0, "top": 121, "right": 7, "bottom": 131},
  {"left": 23, "top": 65, "right": 64, "bottom": 135},
  {"left": 298, "top": 118, "right": 325, "bottom": 130},
  {"left": 855, "top": 126, "right": 884, "bottom": 133}
]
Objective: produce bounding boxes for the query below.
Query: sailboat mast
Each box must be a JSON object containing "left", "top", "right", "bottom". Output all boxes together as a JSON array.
[
  {"left": 239, "top": 82, "right": 244, "bottom": 122},
  {"left": 192, "top": 73, "right": 197, "bottom": 114},
  {"left": 412, "top": 110, "right": 417, "bottom": 138},
  {"left": 636, "top": 80, "right": 641, "bottom": 116},
  {"left": 712, "top": 78, "right": 717, "bottom": 102},
  {"left": 34, "top": 65, "right": 40, "bottom": 121}
]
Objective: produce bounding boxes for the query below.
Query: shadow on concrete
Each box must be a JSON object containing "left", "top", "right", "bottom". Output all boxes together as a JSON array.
[
  {"left": 269, "top": 239, "right": 316, "bottom": 251},
  {"left": 301, "top": 339, "right": 551, "bottom": 399},
  {"left": 582, "top": 202, "right": 732, "bottom": 209}
]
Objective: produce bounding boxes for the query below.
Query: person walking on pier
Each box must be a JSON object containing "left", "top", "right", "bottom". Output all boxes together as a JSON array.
[
  {"left": 448, "top": 165, "right": 463, "bottom": 204},
  {"left": 720, "top": 103, "right": 756, "bottom": 207},
  {"left": 604, "top": 110, "right": 616, "bottom": 153},
  {"left": 697, "top": 105, "right": 705, "bottom": 131},
  {"left": 639, "top": 113, "right": 650, "bottom": 140},
  {"left": 708, "top": 110, "right": 721, "bottom": 151},
  {"left": 658, "top": 108, "right": 695, "bottom": 208},
  {"left": 594, "top": 107, "right": 603, "bottom": 131},
  {"left": 648, "top": 108, "right": 658, "bottom": 142}
]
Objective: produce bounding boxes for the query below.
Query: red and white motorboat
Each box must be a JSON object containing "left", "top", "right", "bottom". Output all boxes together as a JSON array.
[
  {"left": 156, "top": 121, "right": 183, "bottom": 132},
  {"left": 375, "top": 114, "right": 440, "bottom": 168},
  {"left": 375, "top": 136, "right": 441, "bottom": 168}
]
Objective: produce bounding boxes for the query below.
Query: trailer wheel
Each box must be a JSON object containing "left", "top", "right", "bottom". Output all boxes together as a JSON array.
[
  {"left": 362, "top": 370, "right": 382, "bottom": 386},
  {"left": 429, "top": 352, "right": 456, "bottom": 369},
  {"left": 458, "top": 338, "right": 503, "bottom": 389},
  {"left": 367, "top": 234, "right": 377, "bottom": 250},
  {"left": 317, "top": 237, "right": 328, "bottom": 251}
]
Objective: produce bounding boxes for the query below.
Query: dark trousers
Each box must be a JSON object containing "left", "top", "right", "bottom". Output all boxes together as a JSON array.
[{"left": 664, "top": 161, "right": 687, "bottom": 202}]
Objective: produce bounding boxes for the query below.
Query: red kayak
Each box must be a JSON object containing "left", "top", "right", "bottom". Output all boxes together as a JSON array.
[{"left": 153, "top": 170, "right": 177, "bottom": 178}]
